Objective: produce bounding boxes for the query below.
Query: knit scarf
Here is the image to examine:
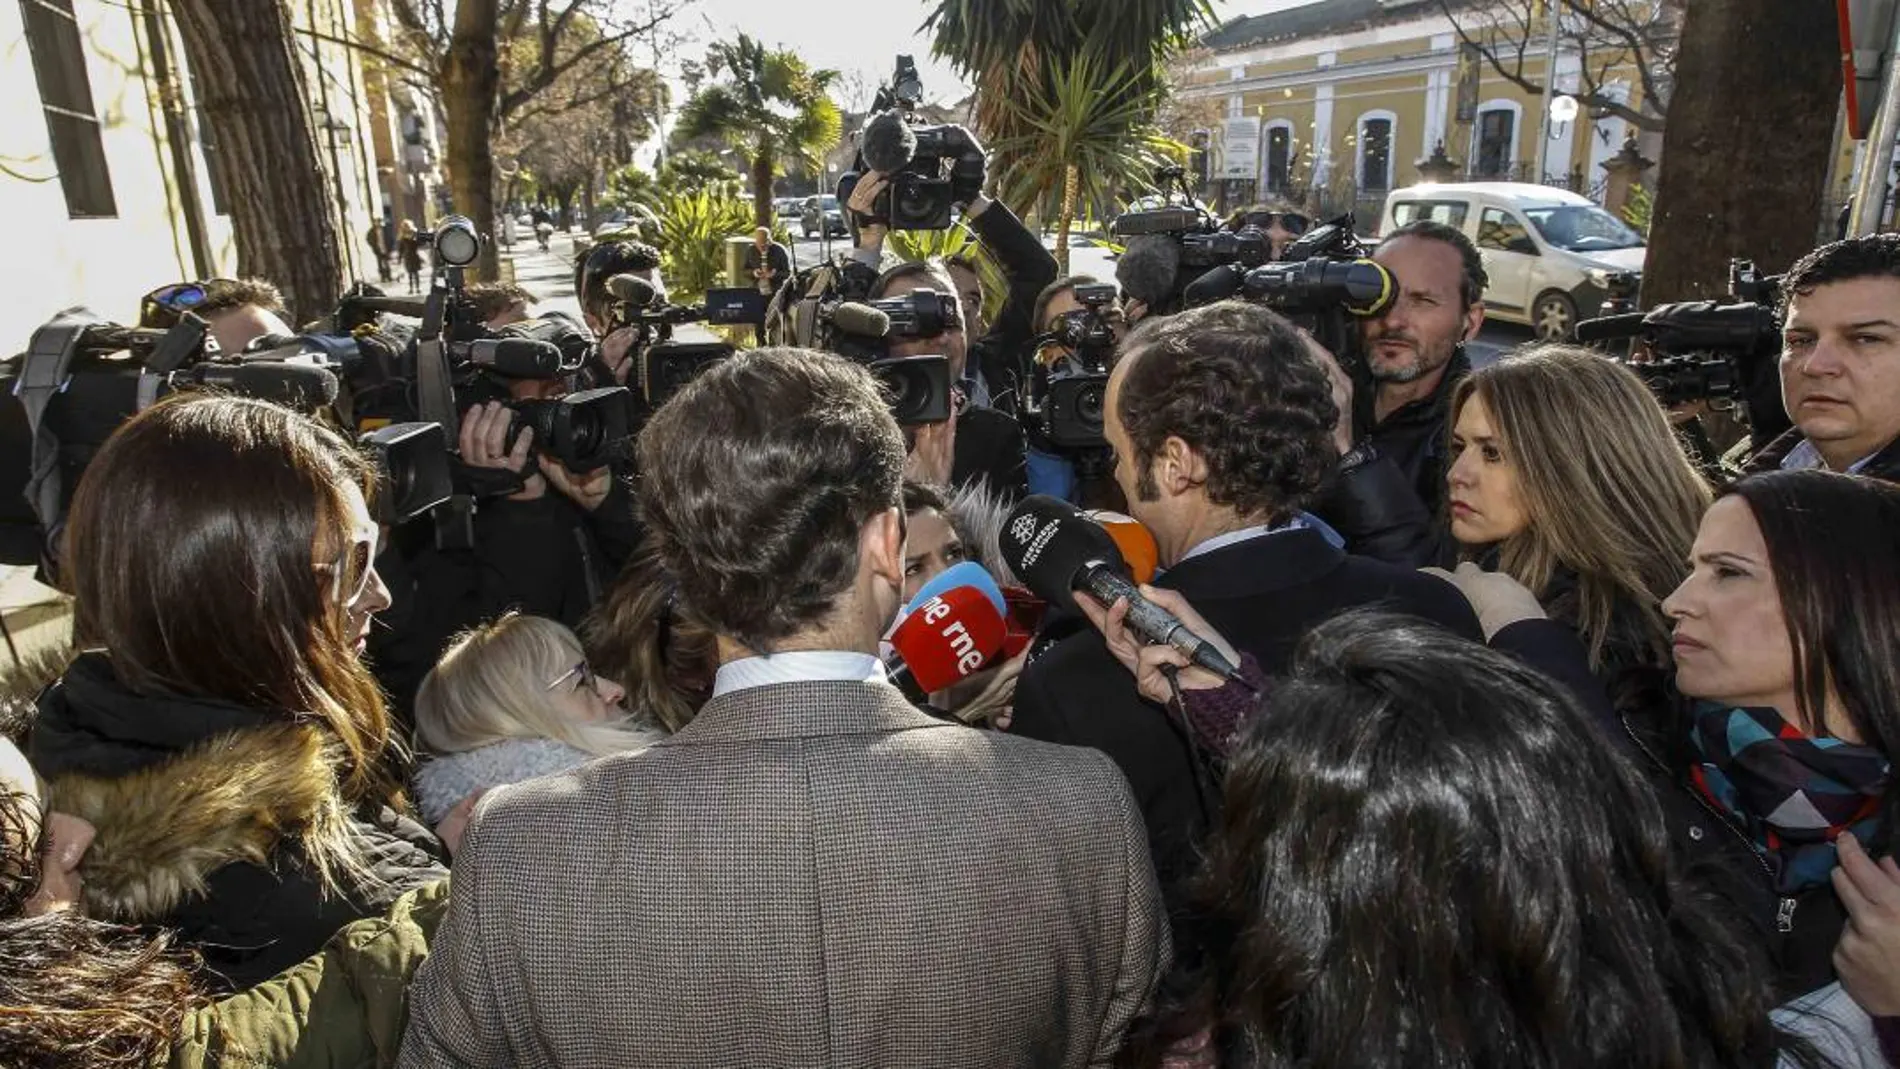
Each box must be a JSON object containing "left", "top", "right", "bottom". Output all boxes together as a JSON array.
[{"left": 1688, "top": 702, "right": 1889, "bottom": 894}]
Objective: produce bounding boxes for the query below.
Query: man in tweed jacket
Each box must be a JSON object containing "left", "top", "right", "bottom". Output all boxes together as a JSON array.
[{"left": 400, "top": 348, "right": 1168, "bottom": 1068}]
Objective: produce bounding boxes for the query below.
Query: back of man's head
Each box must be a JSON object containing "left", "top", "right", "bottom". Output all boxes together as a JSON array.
[
  {"left": 1782, "top": 232, "right": 1900, "bottom": 303},
  {"left": 1379, "top": 220, "right": 1488, "bottom": 309},
  {"left": 636, "top": 348, "right": 905, "bottom": 653},
  {"left": 1116, "top": 300, "right": 1337, "bottom": 521}
]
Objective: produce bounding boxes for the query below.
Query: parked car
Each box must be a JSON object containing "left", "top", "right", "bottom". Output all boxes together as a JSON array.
[
  {"left": 801, "top": 195, "right": 847, "bottom": 238},
  {"left": 774, "top": 197, "right": 803, "bottom": 222},
  {"left": 1379, "top": 182, "right": 1645, "bottom": 341}
]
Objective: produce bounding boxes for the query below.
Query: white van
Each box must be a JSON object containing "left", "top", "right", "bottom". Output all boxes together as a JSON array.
[{"left": 1379, "top": 182, "right": 1645, "bottom": 340}]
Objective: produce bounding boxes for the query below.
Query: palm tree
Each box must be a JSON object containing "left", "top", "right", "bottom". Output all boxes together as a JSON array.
[
  {"left": 926, "top": 0, "right": 1212, "bottom": 240},
  {"left": 989, "top": 52, "right": 1177, "bottom": 272},
  {"left": 672, "top": 35, "right": 843, "bottom": 227}
]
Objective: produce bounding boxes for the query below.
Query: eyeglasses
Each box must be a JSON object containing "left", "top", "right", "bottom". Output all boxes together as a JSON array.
[
  {"left": 139, "top": 279, "right": 237, "bottom": 329},
  {"left": 317, "top": 525, "right": 380, "bottom": 607},
  {"left": 546, "top": 660, "right": 599, "bottom": 694}
]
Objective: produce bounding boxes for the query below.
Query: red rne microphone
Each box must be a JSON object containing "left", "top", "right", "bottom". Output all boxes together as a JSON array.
[{"left": 888, "top": 585, "right": 1007, "bottom": 694}]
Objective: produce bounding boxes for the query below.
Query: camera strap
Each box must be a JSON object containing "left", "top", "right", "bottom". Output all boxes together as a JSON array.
[{"left": 16, "top": 308, "right": 109, "bottom": 578}]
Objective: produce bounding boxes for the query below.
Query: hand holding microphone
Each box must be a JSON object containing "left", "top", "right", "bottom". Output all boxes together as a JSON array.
[
  {"left": 999, "top": 495, "right": 1248, "bottom": 686},
  {"left": 1079, "top": 584, "right": 1238, "bottom": 707}
]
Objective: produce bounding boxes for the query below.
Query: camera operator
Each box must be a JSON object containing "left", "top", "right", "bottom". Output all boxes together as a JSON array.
[
  {"left": 846, "top": 207, "right": 1031, "bottom": 498},
  {"left": 1025, "top": 275, "right": 1126, "bottom": 505},
  {"left": 1308, "top": 220, "right": 1488, "bottom": 565},
  {"left": 1746, "top": 233, "right": 1900, "bottom": 481},
  {"left": 1223, "top": 201, "right": 1312, "bottom": 263},
  {"left": 368, "top": 348, "right": 643, "bottom": 723},
  {"left": 463, "top": 282, "right": 539, "bottom": 330},
  {"left": 573, "top": 240, "right": 666, "bottom": 388},
  {"left": 845, "top": 168, "right": 1056, "bottom": 418},
  {"left": 139, "top": 277, "right": 296, "bottom": 356}
]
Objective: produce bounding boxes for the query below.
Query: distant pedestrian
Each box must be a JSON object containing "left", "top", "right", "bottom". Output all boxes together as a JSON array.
[
  {"left": 366, "top": 222, "right": 392, "bottom": 283},
  {"left": 398, "top": 220, "right": 425, "bottom": 294}
]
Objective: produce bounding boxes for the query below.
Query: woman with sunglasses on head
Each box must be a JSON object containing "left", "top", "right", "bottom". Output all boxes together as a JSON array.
[
  {"left": 413, "top": 612, "right": 663, "bottom": 839},
  {"left": 26, "top": 394, "right": 447, "bottom": 993}
]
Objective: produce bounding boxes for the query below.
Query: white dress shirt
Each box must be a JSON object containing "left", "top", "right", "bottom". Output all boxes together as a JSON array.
[{"left": 711, "top": 650, "right": 888, "bottom": 699}]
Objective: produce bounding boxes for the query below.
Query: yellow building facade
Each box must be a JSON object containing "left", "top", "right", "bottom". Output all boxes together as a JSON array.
[{"left": 1178, "top": 0, "right": 1663, "bottom": 222}]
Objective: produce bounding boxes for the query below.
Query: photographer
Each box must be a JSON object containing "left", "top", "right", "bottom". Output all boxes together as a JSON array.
[
  {"left": 139, "top": 277, "right": 296, "bottom": 356},
  {"left": 1747, "top": 233, "right": 1900, "bottom": 481},
  {"left": 1309, "top": 220, "right": 1488, "bottom": 565},
  {"left": 573, "top": 239, "right": 666, "bottom": 389},
  {"left": 368, "top": 350, "right": 643, "bottom": 723},
  {"left": 1025, "top": 275, "right": 1126, "bottom": 505}
]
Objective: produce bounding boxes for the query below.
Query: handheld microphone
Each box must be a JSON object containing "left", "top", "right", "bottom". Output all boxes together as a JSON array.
[
  {"left": 183, "top": 362, "right": 340, "bottom": 410},
  {"left": 1082, "top": 510, "right": 1159, "bottom": 585},
  {"left": 999, "top": 495, "right": 1245, "bottom": 684},
  {"left": 1116, "top": 235, "right": 1183, "bottom": 310},
  {"left": 824, "top": 302, "right": 892, "bottom": 339},
  {"left": 607, "top": 274, "right": 657, "bottom": 307},
  {"left": 887, "top": 585, "right": 1007, "bottom": 694},
  {"left": 904, "top": 560, "right": 1006, "bottom": 620},
  {"left": 860, "top": 110, "right": 918, "bottom": 173}
]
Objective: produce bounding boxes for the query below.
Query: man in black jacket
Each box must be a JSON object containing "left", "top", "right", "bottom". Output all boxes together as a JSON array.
[
  {"left": 1313, "top": 220, "right": 1488, "bottom": 565},
  {"left": 1745, "top": 233, "right": 1900, "bottom": 483},
  {"left": 1009, "top": 301, "right": 1483, "bottom": 905}
]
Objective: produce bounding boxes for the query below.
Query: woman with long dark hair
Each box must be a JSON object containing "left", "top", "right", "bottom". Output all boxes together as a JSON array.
[
  {"left": 1119, "top": 612, "right": 1785, "bottom": 1068},
  {"left": 27, "top": 395, "right": 446, "bottom": 991},
  {"left": 1649, "top": 469, "right": 1900, "bottom": 1001}
]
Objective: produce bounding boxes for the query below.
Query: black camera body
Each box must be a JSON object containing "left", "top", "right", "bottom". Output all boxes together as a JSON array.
[
  {"left": 1028, "top": 283, "right": 1119, "bottom": 452},
  {"left": 1574, "top": 258, "right": 1785, "bottom": 411},
  {"left": 871, "top": 288, "right": 960, "bottom": 339},
  {"left": 883, "top": 125, "right": 986, "bottom": 230},
  {"left": 1179, "top": 227, "right": 1274, "bottom": 270}
]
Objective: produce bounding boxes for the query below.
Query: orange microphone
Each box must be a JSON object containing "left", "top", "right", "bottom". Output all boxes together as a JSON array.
[{"left": 1083, "top": 510, "right": 1159, "bottom": 585}]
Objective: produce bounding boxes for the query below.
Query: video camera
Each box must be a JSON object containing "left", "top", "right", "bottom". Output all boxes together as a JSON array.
[
  {"left": 762, "top": 263, "right": 953, "bottom": 425},
  {"left": 1176, "top": 215, "right": 1397, "bottom": 359},
  {"left": 595, "top": 273, "right": 757, "bottom": 411},
  {"left": 839, "top": 56, "right": 986, "bottom": 231},
  {"left": 1027, "top": 283, "right": 1118, "bottom": 452},
  {"left": 1574, "top": 258, "right": 1784, "bottom": 408},
  {"left": 0, "top": 308, "right": 453, "bottom": 576}
]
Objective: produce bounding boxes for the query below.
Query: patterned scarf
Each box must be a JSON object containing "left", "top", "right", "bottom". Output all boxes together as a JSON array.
[{"left": 1688, "top": 702, "right": 1890, "bottom": 894}]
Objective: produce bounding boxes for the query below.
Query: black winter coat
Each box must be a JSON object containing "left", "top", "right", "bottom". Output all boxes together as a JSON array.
[{"left": 28, "top": 653, "right": 447, "bottom": 993}]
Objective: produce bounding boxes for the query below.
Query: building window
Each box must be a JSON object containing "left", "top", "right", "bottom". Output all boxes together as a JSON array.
[
  {"left": 1359, "top": 115, "right": 1394, "bottom": 192},
  {"left": 1265, "top": 125, "right": 1292, "bottom": 192},
  {"left": 1476, "top": 108, "right": 1515, "bottom": 178},
  {"left": 19, "top": 0, "right": 117, "bottom": 218}
]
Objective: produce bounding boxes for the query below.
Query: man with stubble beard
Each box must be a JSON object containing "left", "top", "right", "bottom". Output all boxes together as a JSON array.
[{"left": 1305, "top": 221, "right": 1488, "bottom": 566}]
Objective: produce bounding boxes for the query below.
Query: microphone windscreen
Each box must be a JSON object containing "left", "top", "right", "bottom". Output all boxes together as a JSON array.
[
  {"left": 606, "top": 274, "right": 656, "bottom": 307},
  {"left": 1115, "top": 235, "right": 1183, "bottom": 308},
  {"left": 1083, "top": 510, "right": 1158, "bottom": 585},
  {"left": 860, "top": 110, "right": 918, "bottom": 174},
  {"left": 888, "top": 585, "right": 1007, "bottom": 693},
  {"left": 999, "top": 495, "right": 1126, "bottom": 610},
  {"left": 828, "top": 302, "right": 892, "bottom": 338},
  {"left": 905, "top": 560, "right": 1006, "bottom": 620},
  {"left": 1182, "top": 263, "right": 1245, "bottom": 307}
]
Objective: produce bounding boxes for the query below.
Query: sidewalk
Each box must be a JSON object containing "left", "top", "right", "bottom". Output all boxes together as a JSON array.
[{"left": 499, "top": 228, "right": 586, "bottom": 322}]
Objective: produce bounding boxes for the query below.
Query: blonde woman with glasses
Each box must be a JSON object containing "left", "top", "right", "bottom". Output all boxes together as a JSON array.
[{"left": 414, "top": 613, "right": 664, "bottom": 833}]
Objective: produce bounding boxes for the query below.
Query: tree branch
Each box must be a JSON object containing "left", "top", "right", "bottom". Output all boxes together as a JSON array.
[
  {"left": 496, "top": 6, "right": 675, "bottom": 121},
  {"left": 292, "top": 24, "right": 434, "bottom": 78},
  {"left": 1440, "top": 0, "right": 1666, "bottom": 132}
]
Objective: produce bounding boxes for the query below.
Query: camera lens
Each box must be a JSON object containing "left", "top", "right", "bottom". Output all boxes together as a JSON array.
[{"left": 1076, "top": 382, "right": 1105, "bottom": 425}]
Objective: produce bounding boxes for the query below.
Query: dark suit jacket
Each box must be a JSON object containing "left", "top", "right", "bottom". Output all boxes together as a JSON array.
[
  {"left": 1010, "top": 528, "right": 1483, "bottom": 898},
  {"left": 399, "top": 679, "right": 1167, "bottom": 1068}
]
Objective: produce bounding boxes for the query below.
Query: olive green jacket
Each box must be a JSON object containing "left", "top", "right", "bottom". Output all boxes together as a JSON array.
[{"left": 162, "top": 879, "right": 450, "bottom": 1069}]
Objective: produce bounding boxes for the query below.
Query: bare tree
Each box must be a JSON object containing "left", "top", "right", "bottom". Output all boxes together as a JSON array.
[
  {"left": 311, "top": 0, "right": 681, "bottom": 278},
  {"left": 1438, "top": 0, "right": 1682, "bottom": 132}
]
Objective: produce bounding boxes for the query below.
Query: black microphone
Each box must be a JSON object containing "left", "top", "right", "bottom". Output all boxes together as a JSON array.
[
  {"left": 1115, "top": 235, "right": 1183, "bottom": 310},
  {"left": 1181, "top": 263, "right": 1246, "bottom": 307},
  {"left": 1573, "top": 310, "right": 1648, "bottom": 343},
  {"left": 463, "top": 337, "right": 565, "bottom": 378},
  {"left": 998, "top": 495, "right": 1245, "bottom": 684},
  {"left": 183, "top": 362, "right": 339, "bottom": 410},
  {"left": 825, "top": 302, "right": 892, "bottom": 338},
  {"left": 606, "top": 274, "right": 657, "bottom": 307},
  {"left": 860, "top": 109, "right": 917, "bottom": 173}
]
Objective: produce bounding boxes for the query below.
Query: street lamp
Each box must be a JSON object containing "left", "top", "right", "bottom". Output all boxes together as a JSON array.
[{"left": 1548, "top": 94, "right": 1579, "bottom": 132}]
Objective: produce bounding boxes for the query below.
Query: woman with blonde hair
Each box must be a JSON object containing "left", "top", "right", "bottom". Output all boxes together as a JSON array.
[
  {"left": 413, "top": 613, "right": 663, "bottom": 828},
  {"left": 1439, "top": 344, "right": 1711, "bottom": 708}
]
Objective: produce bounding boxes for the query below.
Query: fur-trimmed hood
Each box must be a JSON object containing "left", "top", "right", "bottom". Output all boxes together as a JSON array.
[{"left": 28, "top": 653, "right": 437, "bottom": 927}]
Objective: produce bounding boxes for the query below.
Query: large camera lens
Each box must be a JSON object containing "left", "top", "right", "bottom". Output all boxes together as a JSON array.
[
  {"left": 1075, "top": 382, "right": 1105, "bottom": 425},
  {"left": 889, "top": 174, "right": 954, "bottom": 230},
  {"left": 433, "top": 215, "right": 481, "bottom": 267}
]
